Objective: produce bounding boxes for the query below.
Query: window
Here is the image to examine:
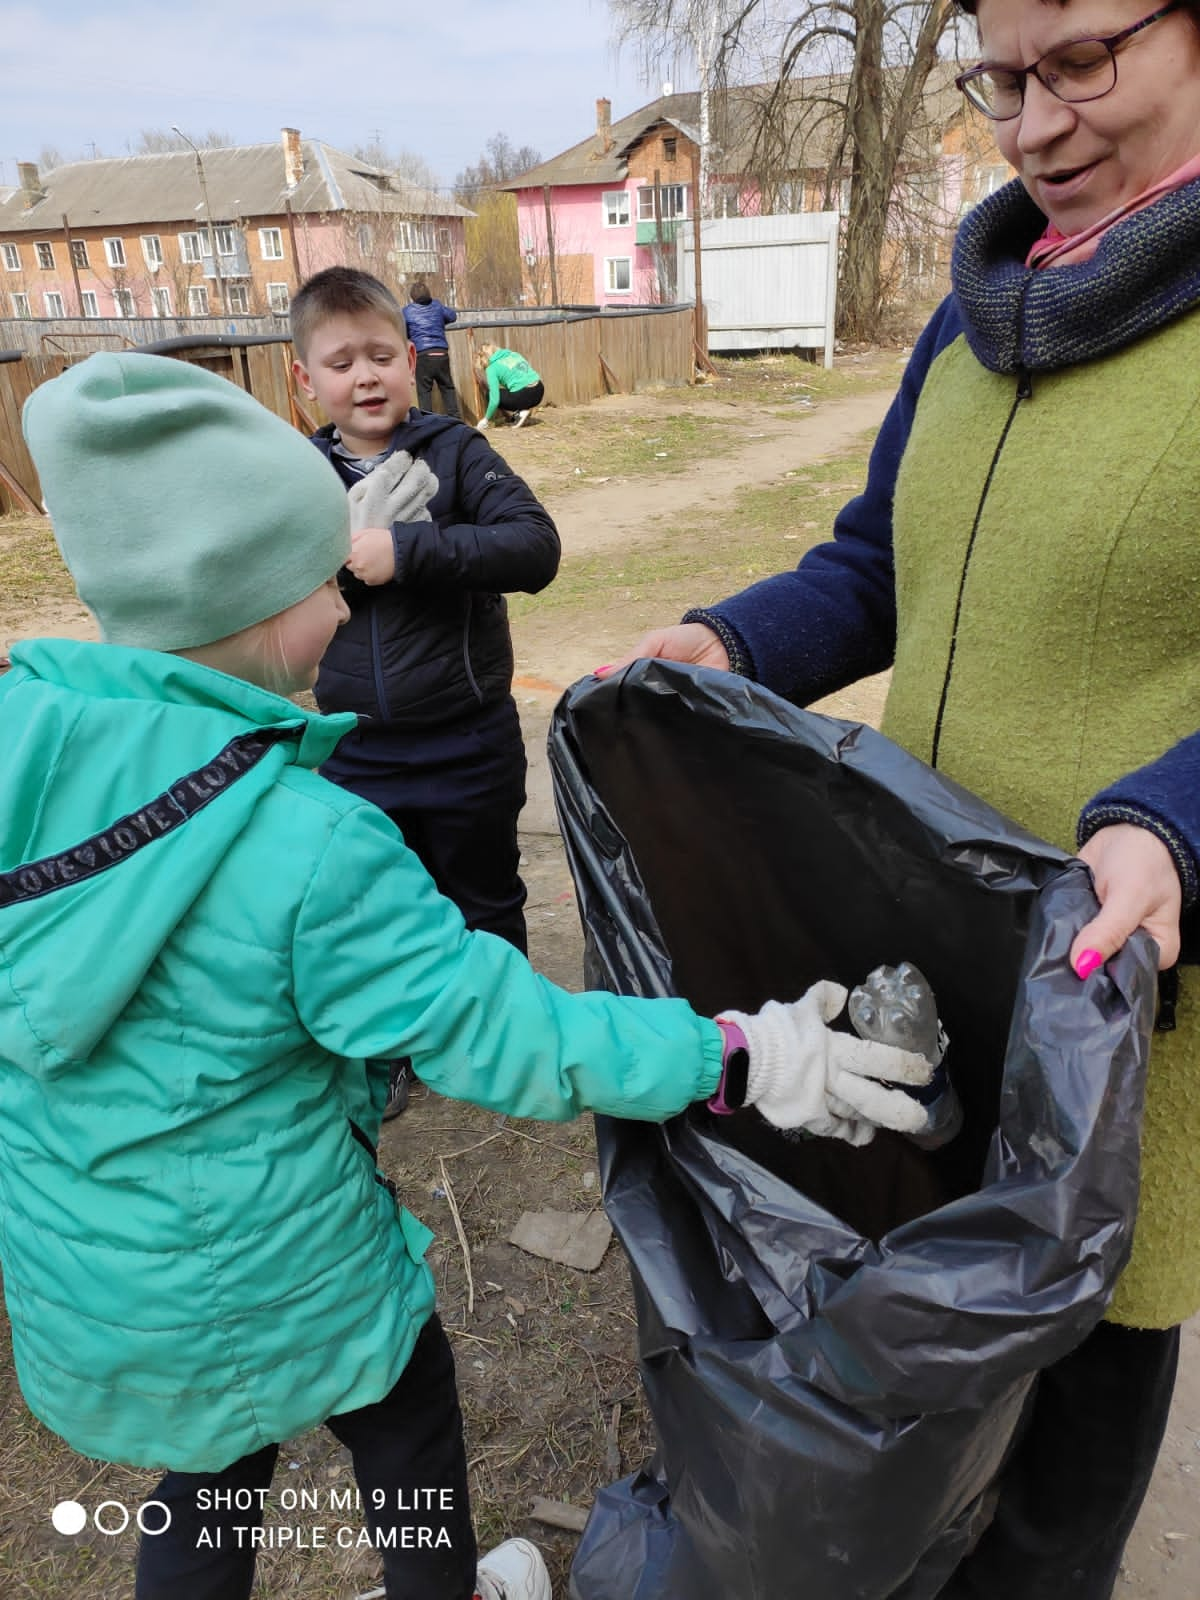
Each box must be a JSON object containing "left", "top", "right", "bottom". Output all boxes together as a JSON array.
[
  {"left": 977, "top": 163, "right": 1009, "bottom": 200},
  {"left": 214, "top": 226, "right": 236, "bottom": 257},
  {"left": 604, "top": 256, "right": 632, "bottom": 294},
  {"left": 774, "top": 180, "right": 806, "bottom": 214},
  {"left": 43, "top": 291, "right": 65, "bottom": 317},
  {"left": 663, "top": 136, "right": 677, "bottom": 163},
  {"left": 636, "top": 183, "right": 688, "bottom": 222},
  {"left": 226, "top": 284, "right": 249, "bottom": 314},
  {"left": 81, "top": 290, "right": 100, "bottom": 317},
  {"left": 141, "top": 234, "right": 164, "bottom": 268},
  {"left": 12, "top": 292, "right": 31, "bottom": 318},
  {"left": 151, "top": 287, "right": 172, "bottom": 317},
  {"left": 113, "top": 287, "right": 136, "bottom": 316},
  {"left": 2, "top": 242, "right": 18, "bottom": 270},
  {"left": 180, "top": 232, "right": 204, "bottom": 263},
  {"left": 266, "top": 281, "right": 290, "bottom": 313},
  {"left": 357, "top": 223, "right": 373, "bottom": 256},
  {"left": 602, "top": 190, "right": 630, "bottom": 227},
  {"left": 395, "top": 220, "right": 436, "bottom": 254},
  {"left": 104, "top": 236, "right": 127, "bottom": 267},
  {"left": 259, "top": 226, "right": 284, "bottom": 260},
  {"left": 70, "top": 238, "right": 89, "bottom": 268},
  {"left": 905, "top": 239, "right": 937, "bottom": 282},
  {"left": 188, "top": 284, "right": 210, "bottom": 315},
  {"left": 35, "top": 240, "right": 54, "bottom": 269}
]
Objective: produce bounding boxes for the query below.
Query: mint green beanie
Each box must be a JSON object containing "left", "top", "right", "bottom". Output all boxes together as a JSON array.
[{"left": 22, "top": 351, "right": 350, "bottom": 651}]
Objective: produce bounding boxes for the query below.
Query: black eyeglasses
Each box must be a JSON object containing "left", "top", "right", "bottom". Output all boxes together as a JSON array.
[{"left": 955, "top": 1, "right": 1181, "bottom": 120}]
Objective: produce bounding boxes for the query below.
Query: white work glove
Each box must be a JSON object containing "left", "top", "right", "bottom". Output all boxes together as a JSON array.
[
  {"left": 721, "top": 981, "right": 933, "bottom": 1146},
  {"left": 475, "top": 417, "right": 490, "bottom": 431},
  {"left": 347, "top": 450, "right": 437, "bottom": 534}
]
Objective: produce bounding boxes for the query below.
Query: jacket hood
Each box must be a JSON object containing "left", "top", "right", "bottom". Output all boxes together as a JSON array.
[{"left": 0, "top": 639, "right": 355, "bottom": 1070}]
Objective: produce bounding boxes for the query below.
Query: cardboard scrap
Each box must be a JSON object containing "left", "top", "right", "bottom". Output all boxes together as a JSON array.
[{"left": 508, "top": 1209, "right": 612, "bottom": 1271}]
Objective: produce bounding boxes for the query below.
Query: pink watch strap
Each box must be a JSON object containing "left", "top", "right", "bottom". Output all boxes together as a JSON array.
[{"left": 708, "top": 1018, "right": 749, "bottom": 1115}]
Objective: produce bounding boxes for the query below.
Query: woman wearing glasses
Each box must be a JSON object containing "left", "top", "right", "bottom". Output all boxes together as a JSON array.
[{"left": 608, "top": 2, "right": 1200, "bottom": 1594}]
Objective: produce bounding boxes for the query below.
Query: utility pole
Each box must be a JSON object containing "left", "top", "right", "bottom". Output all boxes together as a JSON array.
[{"left": 172, "top": 126, "right": 228, "bottom": 316}]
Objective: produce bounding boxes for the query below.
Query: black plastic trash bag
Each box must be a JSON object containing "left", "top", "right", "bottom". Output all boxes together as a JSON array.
[{"left": 548, "top": 661, "right": 1157, "bottom": 1600}]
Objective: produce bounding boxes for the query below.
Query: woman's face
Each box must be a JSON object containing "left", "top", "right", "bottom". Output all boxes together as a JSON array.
[{"left": 974, "top": 0, "right": 1200, "bottom": 231}]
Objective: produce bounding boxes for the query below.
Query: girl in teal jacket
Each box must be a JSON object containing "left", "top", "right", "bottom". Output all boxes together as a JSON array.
[{"left": 4, "top": 352, "right": 927, "bottom": 1600}]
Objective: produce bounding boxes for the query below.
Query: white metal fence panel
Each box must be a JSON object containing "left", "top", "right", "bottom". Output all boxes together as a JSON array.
[{"left": 678, "top": 212, "right": 839, "bottom": 367}]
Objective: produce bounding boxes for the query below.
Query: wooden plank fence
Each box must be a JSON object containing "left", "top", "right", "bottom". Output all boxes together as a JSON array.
[{"left": 0, "top": 305, "right": 699, "bottom": 513}]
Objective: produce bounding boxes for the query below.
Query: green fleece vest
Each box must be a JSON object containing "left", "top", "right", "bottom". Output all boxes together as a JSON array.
[{"left": 884, "top": 317, "right": 1200, "bottom": 1329}]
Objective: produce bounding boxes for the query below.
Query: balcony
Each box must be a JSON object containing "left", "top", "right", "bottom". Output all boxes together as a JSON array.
[
  {"left": 201, "top": 233, "right": 251, "bottom": 280},
  {"left": 635, "top": 218, "right": 682, "bottom": 247}
]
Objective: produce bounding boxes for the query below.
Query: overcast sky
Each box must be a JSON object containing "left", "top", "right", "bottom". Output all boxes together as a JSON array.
[{"left": 1, "top": 0, "right": 694, "bottom": 194}]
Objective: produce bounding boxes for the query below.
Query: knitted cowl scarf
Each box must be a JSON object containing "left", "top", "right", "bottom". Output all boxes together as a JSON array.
[{"left": 951, "top": 174, "right": 1200, "bottom": 374}]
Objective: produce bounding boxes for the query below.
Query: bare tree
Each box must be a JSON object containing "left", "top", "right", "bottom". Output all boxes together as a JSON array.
[
  {"left": 454, "top": 133, "right": 542, "bottom": 197},
  {"left": 611, "top": 0, "right": 758, "bottom": 217},
  {"left": 132, "top": 129, "right": 236, "bottom": 154},
  {"left": 451, "top": 134, "right": 542, "bottom": 305},
  {"left": 352, "top": 139, "right": 443, "bottom": 194},
  {"left": 610, "top": 0, "right": 955, "bottom": 340}
]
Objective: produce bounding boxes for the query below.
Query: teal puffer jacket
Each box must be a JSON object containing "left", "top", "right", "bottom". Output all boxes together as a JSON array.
[{"left": 0, "top": 640, "right": 721, "bottom": 1471}]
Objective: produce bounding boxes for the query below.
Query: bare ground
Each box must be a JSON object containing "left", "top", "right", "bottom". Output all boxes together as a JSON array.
[{"left": 0, "top": 353, "right": 1196, "bottom": 1597}]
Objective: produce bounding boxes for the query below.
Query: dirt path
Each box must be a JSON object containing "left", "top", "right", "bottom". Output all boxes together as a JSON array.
[{"left": 535, "top": 390, "right": 892, "bottom": 560}]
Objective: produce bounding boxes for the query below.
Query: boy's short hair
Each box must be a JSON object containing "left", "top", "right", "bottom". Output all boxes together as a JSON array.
[{"left": 290, "top": 267, "right": 408, "bottom": 359}]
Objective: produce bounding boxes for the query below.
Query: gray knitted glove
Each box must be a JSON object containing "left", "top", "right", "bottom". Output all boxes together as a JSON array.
[
  {"left": 722, "top": 981, "right": 933, "bottom": 1145},
  {"left": 347, "top": 450, "right": 438, "bottom": 533}
]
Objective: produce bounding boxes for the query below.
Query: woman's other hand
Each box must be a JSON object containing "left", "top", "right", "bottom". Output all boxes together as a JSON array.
[
  {"left": 1071, "top": 824, "right": 1183, "bottom": 975},
  {"left": 595, "top": 622, "right": 730, "bottom": 678}
]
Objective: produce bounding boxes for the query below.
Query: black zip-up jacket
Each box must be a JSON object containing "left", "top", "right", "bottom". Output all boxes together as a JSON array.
[{"left": 312, "top": 411, "right": 559, "bottom": 731}]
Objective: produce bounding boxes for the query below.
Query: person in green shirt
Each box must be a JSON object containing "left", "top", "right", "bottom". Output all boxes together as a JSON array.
[{"left": 474, "top": 341, "right": 545, "bottom": 428}]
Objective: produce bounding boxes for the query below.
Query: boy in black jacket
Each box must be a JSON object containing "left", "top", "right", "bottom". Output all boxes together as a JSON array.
[{"left": 292, "top": 269, "right": 560, "bottom": 1114}]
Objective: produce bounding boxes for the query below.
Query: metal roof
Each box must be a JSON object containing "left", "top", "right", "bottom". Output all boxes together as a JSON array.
[
  {"left": 0, "top": 138, "right": 471, "bottom": 234},
  {"left": 506, "top": 66, "right": 971, "bottom": 191}
]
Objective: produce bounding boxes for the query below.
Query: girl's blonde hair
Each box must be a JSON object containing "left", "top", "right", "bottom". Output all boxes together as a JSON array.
[
  {"left": 174, "top": 608, "right": 304, "bottom": 698},
  {"left": 474, "top": 342, "right": 500, "bottom": 373}
]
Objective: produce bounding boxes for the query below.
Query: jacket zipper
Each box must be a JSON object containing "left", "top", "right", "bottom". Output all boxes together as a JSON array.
[
  {"left": 461, "top": 597, "right": 483, "bottom": 703},
  {"left": 369, "top": 606, "right": 391, "bottom": 721},
  {"left": 929, "top": 280, "right": 1035, "bottom": 768}
]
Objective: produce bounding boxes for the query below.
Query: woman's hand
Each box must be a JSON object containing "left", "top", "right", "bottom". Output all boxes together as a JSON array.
[
  {"left": 595, "top": 622, "right": 730, "bottom": 678},
  {"left": 1071, "top": 824, "right": 1183, "bottom": 975}
]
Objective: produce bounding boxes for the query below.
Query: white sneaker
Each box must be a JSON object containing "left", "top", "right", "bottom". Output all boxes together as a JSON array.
[
  {"left": 512, "top": 409, "right": 531, "bottom": 428},
  {"left": 475, "top": 1536, "right": 552, "bottom": 1599}
]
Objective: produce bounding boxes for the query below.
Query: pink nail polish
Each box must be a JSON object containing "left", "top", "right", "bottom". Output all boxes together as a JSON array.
[
  {"left": 1075, "top": 948, "right": 1104, "bottom": 980},
  {"left": 593, "top": 664, "right": 614, "bottom": 678}
]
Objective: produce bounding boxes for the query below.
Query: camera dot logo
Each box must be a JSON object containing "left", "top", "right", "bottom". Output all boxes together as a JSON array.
[
  {"left": 51, "top": 1501, "right": 88, "bottom": 1536},
  {"left": 50, "top": 1498, "right": 172, "bottom": 1536}
]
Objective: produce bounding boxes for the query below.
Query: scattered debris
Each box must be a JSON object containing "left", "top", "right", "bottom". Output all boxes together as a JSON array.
[
  {"left": 509, "top": 1209, "right": 613, "bottom": 1271},
  {"left": 604, "top": 1402, "right": 622, "bottom": 1478},
  {"left": 530, "top": 1496, "right": 590, "bottom": 1533}
]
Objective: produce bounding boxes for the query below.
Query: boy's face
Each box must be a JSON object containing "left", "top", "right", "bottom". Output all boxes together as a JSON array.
[{"left": 293, "top": 311, "right": 417, "bottom": 456}]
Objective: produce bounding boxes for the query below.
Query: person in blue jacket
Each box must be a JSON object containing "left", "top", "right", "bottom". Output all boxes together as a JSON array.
[
  {"left": 292, "top": 267, "right": 555, "bottom": 1116},
  {"left": 5, "top": 351, "right": 930, "bottom": 1600},
  {"left": 403, "top": 279, "right": 460, "bottom": 418},
  {"left": 607, "top": 2, "right": 1200, "bottom": 1595}
]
